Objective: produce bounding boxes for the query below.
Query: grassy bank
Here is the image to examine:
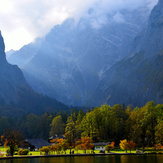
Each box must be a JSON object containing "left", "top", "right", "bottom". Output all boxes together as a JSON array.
[{"left": 0, "top": 146, "right": 163, "bottom": 157}]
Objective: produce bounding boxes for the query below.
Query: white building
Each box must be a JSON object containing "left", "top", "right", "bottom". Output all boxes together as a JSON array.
[{"left": 93, "top": 142, "right": 110, "bottom": 151}]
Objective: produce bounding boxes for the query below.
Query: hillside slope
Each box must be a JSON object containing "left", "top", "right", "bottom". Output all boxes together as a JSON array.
[
  {"left": 90, "top": 0, "right": 163, "bottom": 107},
  {"left": 0, "top": 31, "right": 69, "bottom": 116}
]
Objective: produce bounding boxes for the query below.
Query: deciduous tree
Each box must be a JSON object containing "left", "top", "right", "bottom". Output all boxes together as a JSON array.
[
  {"left": 155, "top": 120, "right": 163, "bottom": 144},
  {"left": 80, "top": 137, "right": 94, "bottom": 153},
  {"left": 105, "top": 142, "right": 115, "bottom": 153},
  {"left": 119, "top": 139, "right": 129, "bottom": 153},
  {"left": 3, "top": 130, "right": 24, "bottom": 156},
  {"left": 128, "top": 141, "right": 136, "bottom": 153},
  {"left": 65, "top": 112, "right": 77, "bottom": 152},
  {"left": 50, "top": 115, "right": 65, "bottom": 136}
]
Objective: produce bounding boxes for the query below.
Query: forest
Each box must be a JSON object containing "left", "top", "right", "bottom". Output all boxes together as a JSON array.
[{"left": 0, "top": 101, "right": 163, "bottom": 148}]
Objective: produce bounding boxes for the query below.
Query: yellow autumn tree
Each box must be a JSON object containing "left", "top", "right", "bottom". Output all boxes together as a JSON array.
[{"left": 119, "top": 139, "right": 129, "bottom": 153}]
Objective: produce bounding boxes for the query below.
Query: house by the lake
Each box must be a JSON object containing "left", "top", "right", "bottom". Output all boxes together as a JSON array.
[
  {"left": 93, "top": 142, "right": 110, "bottom": 151},
  {"left": 22, "top": 139, "right": 50, "bottom": 151}
]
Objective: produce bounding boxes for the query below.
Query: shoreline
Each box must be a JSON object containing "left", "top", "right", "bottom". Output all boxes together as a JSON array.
[{"left": 0, "top": 152, "right": 161, "bottom": 160}]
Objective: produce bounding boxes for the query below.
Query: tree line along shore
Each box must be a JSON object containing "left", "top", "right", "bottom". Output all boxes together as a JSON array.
[{"left": 0, "top": 101, "right": 163, "bottom": 156}]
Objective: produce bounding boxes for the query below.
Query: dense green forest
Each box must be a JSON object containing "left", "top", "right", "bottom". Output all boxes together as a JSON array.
[{"left": 0, "top": 101, "right": 163, "bottom": 148}]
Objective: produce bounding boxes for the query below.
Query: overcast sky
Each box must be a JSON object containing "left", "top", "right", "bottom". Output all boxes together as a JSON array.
[{"left": 0, "top": 0, "right": 158, "bottom": 51}]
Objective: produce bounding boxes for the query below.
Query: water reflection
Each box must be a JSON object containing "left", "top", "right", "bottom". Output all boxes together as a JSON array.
[
  {"left": 120, "top": 155, "right": 160, "bottom": 163},
  {"left": 1, "top": 155, "right": 163, "bottom": 163}
]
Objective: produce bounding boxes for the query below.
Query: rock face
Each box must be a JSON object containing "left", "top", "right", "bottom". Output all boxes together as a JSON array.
[
  {"left": 0, "top": 31, "right": 29, "bottom": 104},
  {"left": 91, "top": 0, "right": 163, "bottom": 107},
  {"left": 0, "top": 31, "right": 68, "bottom": 115},
  {"left": 7, "top": 4, "right": 154, "bottom": 106}
]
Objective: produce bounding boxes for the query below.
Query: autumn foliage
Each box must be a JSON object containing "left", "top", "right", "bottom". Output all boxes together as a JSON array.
[
  {"left": 39, "top": 146, "right": 50, "bottom": 155},
  {"left": 80, "top": 137, "right": 94, "bottom": 153},
  {"left": 3, "top": 130, "right": 24, "bottom": 156},
  {"left": 119, "top": 139, "right": 128, "bottom": 153},
  {"left": 105, "top": 141, "right": 115, "bottom": 152},
  {"left": 119, "top": 139, "right": 136, "bottom": 153},
  {"left": 128, "top": 141, "right": 136, "bottom": 153},
  {"left": 154, "top": 143, "right": 163, "bottom": 150},
  {"left": 50, "top": 138, "right": 68, "bottom": 154}
]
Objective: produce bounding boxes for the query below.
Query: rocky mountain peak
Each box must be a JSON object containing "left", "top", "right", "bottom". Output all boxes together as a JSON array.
[
  {"left": 150, "top": 0, "right": 163, "bottom": 26},
  {"left": 0, "top": 31, "right": 6, "bottom": 63},
  {"left": 0, "top": 31, "right": 68, "bottom": 115},
  {"left": 90, "top": 0, "right": 163, "bottom": 107}
]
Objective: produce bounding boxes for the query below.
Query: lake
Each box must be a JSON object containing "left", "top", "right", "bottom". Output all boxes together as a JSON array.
[{"left": 1, "top": 155, "right": 163, "bottom": 163}]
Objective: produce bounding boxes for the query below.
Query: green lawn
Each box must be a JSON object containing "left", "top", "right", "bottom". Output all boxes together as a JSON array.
[
  {"left": 0, "top": 146, "right": 162, "bottom": 157},
  {"left": 0, "top": 146, "right": 9, "bottom": 152},
  {"left": 28, "top": 151, "right": 41, "bottom": 156}
]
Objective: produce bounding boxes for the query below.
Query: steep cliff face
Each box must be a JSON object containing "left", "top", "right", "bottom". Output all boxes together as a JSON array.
[
  {"left": 0, "top": 31, "right": 6, "bottom": 63},
  {"left": 91, "top": 0, "right": 163, "bottom": 107},
  {"left": 0, "top": 31, "right": 29, "bottom": 104},
  {"left": 0, "top": 31, "right": 68, "bottom": 115},
  {"left": 130, "top": 0, "right": 163, "bottom": 58},
  {"left": 7, "top": 5, "right": 153, "bottom": 106}
]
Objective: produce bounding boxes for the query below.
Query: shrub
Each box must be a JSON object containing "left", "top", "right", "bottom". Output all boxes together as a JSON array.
[
  {"left": 39, "top": 146, "right": 50, "bottom": 155},
  {"left": 18, "top": 149, "right": 23, "bottom": 155},
  {"left": 6, "top": 149, "right": 10, "bottom": 156},
  {"left": 6, "top": 146, "right": 19, "bottom": 156},
  {"left": 18, "top": 149, "right": 29, "bottom": 155},
  {"left": 22, "top": 149, "right": 29, "bottom": 155}
]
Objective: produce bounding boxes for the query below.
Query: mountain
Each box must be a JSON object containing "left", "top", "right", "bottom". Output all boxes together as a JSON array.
[
  {"left": 90, "top": 0, "right": 163, "bottom": 107},
  {"left": 7, "top": 4, "right": 155, "bottom": 106},
  {"left": 6, "top": 38, "right": 43, "bottom": 68},
  {"left": 0, "top": 31, "right": 69, "bottom": 116},
  {"left": 6, "top": 49, "right": 15, "bottom": 59}
]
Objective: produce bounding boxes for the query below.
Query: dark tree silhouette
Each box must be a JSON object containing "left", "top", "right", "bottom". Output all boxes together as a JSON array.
[{"left": 4, "top": 130, "right": 24, "bottom": 156}]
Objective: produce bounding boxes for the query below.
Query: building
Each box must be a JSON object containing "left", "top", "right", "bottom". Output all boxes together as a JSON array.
[
  {"left": 93, "top": 142, "right": 110, "bottom": 151},
  {"left": 22, "top": 139, "right": 50, "bottom": 151}
]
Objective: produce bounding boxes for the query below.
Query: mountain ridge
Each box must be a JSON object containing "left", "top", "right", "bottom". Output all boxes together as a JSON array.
[
  {"left": 0, "top": 31, "right": 69, "bottom": 116},
  {"left": 89, "top": 0, "right": 163, "bottom": 107},
  {"left": 7, "top": 4, "right": 155, "bottom": 106}
]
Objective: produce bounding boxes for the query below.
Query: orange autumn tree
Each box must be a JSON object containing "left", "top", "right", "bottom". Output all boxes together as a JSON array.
[
  {"left": 51, "top": 144, "right": 58, "bottom": 154},
  {"left": 3, "top": 130, "right": 24, "bottom": 156},
  {"left": 128, "top": 141, "right": 136, "bottom": 153},
  {"left": 50, "top": 138, "right": 63, "bottom": 154},
  {"left": 60, "top": 139, "right": 68, "bottom": 154},
  {"left": 154, "top": 143, "right": 163, "bottom": 150},
  {"left": 51, "top": 138, "right": 68, "bottom": 154},
  {"left": 49, "top": 137, "right": 59, "bottom": 144},
  {"left": 56, "top": 138, "right": 63, "bottom": 153},
  {"left": 80, "top": 137, "right": 94, "bottom": 153},
  {"left": 1, "top": 135, "right": 4, "bottom": 145}
]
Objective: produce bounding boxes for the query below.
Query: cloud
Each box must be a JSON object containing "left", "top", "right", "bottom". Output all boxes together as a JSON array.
[
  {"left": 0, "top": 0, "right": 158, "bottom": 51},
  {"left": 84, "top": 0, "right": 158, "bottom": 28},
  {"left": 113, "top": 13, "right": 125, "bottom": 23}
]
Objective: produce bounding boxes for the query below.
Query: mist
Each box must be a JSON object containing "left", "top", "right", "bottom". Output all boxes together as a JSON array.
[{"left": 0, "top": 0, "right": 158, "bottom": 51}]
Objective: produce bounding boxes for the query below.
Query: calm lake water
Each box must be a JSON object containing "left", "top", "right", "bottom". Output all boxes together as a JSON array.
[{"left": 1, "top": 155, "right": 163, "bottom": 163}]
